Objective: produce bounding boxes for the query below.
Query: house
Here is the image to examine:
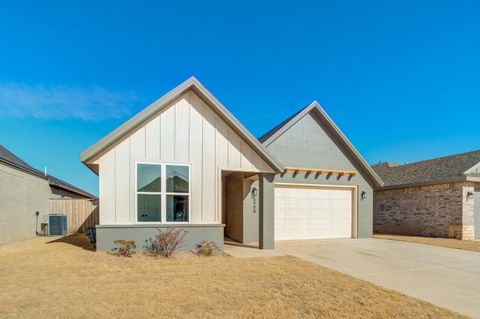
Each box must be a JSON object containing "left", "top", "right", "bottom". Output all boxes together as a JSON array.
[
  {"left": 0, "top": 145, "right": 97, "bottom": 245},
  {"left": 81, "top": 77, "right": 382, "bottom": 251},
  {"left": 259, "top": 103, "right": 383, "bottom": 241},
  {"left": 372, "top": 150, "right": 480, "bottom": 240}
]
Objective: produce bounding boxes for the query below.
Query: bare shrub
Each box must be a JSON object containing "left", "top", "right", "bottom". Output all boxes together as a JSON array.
[
  {"left": 145, "top": 228, "right": 186, "bottom": 258},
  {"left": 195, "top": 240, "right": 221, "bottom": 256},
  {"left": 113, "top": 240, "right": 136, "bottom": 257}
]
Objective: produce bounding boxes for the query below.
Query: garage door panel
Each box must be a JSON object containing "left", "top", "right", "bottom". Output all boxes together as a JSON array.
[
  {"left": 275, "top": 186, "right": 354, "bottom": 240},
  {"left": 311, "top": 201, "right": 329, "bottom": 208}
]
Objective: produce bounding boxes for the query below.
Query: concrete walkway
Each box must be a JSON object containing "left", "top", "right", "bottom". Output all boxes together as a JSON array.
[{"left": 276, "top": 238, "right": 480, "bottom": 318}]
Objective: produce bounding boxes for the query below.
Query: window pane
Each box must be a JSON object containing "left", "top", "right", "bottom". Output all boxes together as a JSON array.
[
  {"left": 137, "top": 194, "right": 161, "bottom": 222},
  {"left": 166, "top": 195, "right": 189, "bottom": 222},
  {"left": 166, "top": 165, "right": 189, "bottom": 193},
  {"left": 137, "top": 164, "right": 161, "bottom": 192}
]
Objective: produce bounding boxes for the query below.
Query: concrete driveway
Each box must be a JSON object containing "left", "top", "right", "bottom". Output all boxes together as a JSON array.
[{"left": 276, "top": 238, "right": 480, "bottom": 318}]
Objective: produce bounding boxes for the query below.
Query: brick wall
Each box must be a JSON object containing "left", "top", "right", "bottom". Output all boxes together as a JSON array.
[{"left": 374, "top": 182, "right": 475, "bottom": 239}]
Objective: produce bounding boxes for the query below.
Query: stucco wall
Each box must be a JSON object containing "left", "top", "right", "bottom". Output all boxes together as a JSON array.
[
  {"left": 243, "top": 179, "right": 259, "bottom": 243},
  {"left": 96, "top": 224, "right": 224, "bottom": 252},
  {"left": 0, "top": 163, "right": 50, "bottom": 245},
  {"left": 263, "top": 111, "right": 375, "bottom": 238},
  {"left": 374, "top": 182, "right": 475, "bottom": 238}
]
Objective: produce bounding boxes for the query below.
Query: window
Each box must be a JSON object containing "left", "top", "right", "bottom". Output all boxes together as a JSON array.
[
  {"left": 136, "top": 163, "right": 190, "bottom": 223},
  {"left": 166, "top": 165, "right": 190, "bottom": 222},
  {"left": 137, "top": 164, "right": 161, "bottom": 222}
]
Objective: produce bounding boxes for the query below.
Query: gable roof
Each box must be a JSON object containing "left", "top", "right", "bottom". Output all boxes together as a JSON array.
[
  {"left": 80, "top": 76, "right": 282, "bottom": 173},
  {"left": 259, "top": 101, "right": 384, "bottom": 188},
  {"left": 258, "top": 108, "right": 304, "bottom": 144},
  {"left": 372, "top": 150, "right": 480, "bottom": 188},
  {"left": 0, "top": 145, "right": 35, "bottom": 173},
  {"left": 0, "top": 145, "right": 97, "bottom": 199}
]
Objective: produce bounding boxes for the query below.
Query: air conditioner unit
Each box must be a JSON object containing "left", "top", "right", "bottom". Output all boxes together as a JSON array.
[{"left": 44, "top": 214, "right": 67, "bottom": 236}]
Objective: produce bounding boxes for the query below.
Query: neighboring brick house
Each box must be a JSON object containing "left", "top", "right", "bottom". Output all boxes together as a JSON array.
[
  {"left": 372, "top": 150, "right": 480, "bottom": 240},
  {"left": 0, "top": 145, "right": 96, "bottom": 245}
]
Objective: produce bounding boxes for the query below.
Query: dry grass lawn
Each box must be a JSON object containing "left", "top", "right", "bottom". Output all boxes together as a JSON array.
[
  {"left": 375, "top": 234, "right": 480, "bottom": 253},
  {"left": 0, "top": 235, "right": 467, "bottom": 319}
]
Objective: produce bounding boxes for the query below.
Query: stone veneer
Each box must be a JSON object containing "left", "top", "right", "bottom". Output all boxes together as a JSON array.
[{"left": 374, "top": 182, "right": 475, "bottom": 240}]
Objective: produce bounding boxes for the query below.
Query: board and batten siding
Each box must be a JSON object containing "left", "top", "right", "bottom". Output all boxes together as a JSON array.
[{"left": 95, "top": 91, "right": 273, "bottom": 225}]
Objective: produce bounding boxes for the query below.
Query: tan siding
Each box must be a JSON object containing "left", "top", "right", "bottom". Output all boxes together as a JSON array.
[
  {"left": 216, "top": 119, "right": 229, "bottom": 168},
  {"left": 99, "top": 150, "right": 115, "bottom": 224},
  {"left": 161, "top": 104, "right": 175, "bottom": 161},
  {"left": 145, "top": 116, "right": 160, "bottom": 161},
  {"left": 202, "top": 106, "right": 217, "bottom": 222},
  {"left": 115, "top": 141, "right": 130, "bottom": 224},
  {"left": 228, "top": 129, "right": 242, "bottom": 168},
  {"left": 189, "top": 93, "right": 204, "bottom": 223},
  {"left": 253, "top": 153, "right": 267, "bottom": 172},
  {"left": 96, "top": 91, "right": 272, "bottom": 225},
  {"left": 129, "top": 128, "right": 145, "bottom": 223},
  {"left": 241, "top": 142, "right": 254, "bottom": 169},
  {"left": 130, "top": 127, "right": 146, "bottom": 159},
  {"left": 175, "top": 96, "right": 190, "bottom": 162}
]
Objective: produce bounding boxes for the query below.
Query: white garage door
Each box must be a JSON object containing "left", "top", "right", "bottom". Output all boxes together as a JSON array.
[{"left": 275, "top": 186, "right": 354, "bottom": 240}]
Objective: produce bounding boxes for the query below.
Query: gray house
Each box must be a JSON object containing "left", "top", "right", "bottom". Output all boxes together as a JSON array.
[
  {"left": 373, "top": 150, "right": 480, "bottom": 240},
  {"left": 0, "top": 145, "right": 96, "bottom": 245},
  {"left": 80, "top": 77, "right": 382, "bottom": 251},
  {"left": 259, "top": 102, "right": 383, "bottom": 241}
]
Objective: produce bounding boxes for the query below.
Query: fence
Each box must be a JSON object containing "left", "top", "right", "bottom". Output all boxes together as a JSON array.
[{"left": 49, "top": 199, "right": 99, "bottom": 234}]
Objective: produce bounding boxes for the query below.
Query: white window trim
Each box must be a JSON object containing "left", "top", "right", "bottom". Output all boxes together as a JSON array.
[
  {"left": 163, "top": 162, "right": 191, "bottom": 224},
  {"left": 135, "top": 162, "right": 162, "bottom": 224},
  {"left": 135, "top": 161, "right": 191, "bottom": 224}
]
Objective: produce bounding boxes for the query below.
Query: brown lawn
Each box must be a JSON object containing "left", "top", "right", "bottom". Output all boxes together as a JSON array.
[
  {"left": 0, "top": 234, "right": 467, "bottom": 319},
  {"left": 375, "top": 234, "right": 480, "bottom": 253}
]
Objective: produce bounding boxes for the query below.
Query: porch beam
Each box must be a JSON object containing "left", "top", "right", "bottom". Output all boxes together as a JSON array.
[{"left": 284, "top": 166, "right": 356, "bottom": 177}]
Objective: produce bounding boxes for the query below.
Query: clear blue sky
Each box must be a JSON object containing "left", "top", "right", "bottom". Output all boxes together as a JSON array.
[{"left": 1, "top": 1, "right": 479, "bottom": 195}]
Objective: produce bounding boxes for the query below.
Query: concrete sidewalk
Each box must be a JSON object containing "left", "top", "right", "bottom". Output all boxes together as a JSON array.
[{"left": 276, "top": 238, "right": 480, "bottom": 318}]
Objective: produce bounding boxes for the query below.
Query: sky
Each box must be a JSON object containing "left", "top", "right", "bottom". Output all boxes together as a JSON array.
[{"left": 0, "top": 1, "right": 479, "bottom": 195}]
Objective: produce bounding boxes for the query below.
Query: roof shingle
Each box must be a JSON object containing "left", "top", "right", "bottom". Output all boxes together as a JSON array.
[
  {"left": 372, "top": 150, "right": 480, "bottom": 187},
  {"left": 0, "top": 145, "right": 97, "bottom": 199}
]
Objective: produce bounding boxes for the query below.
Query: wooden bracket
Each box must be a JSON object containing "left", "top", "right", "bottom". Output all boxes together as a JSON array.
[{"left": 283, "top": 166, "right": 356, "bottom": 178}]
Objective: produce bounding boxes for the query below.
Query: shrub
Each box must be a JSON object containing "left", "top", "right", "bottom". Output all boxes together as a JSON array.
[
  {"left": 145, "top": 228, "right": 186, "bottom": 258},
  {"left": 195, "top": 240, "right": 221, "bottom": 256},
  {"left": 113, "top": 240, "right": 136, "bottom": 257}
]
